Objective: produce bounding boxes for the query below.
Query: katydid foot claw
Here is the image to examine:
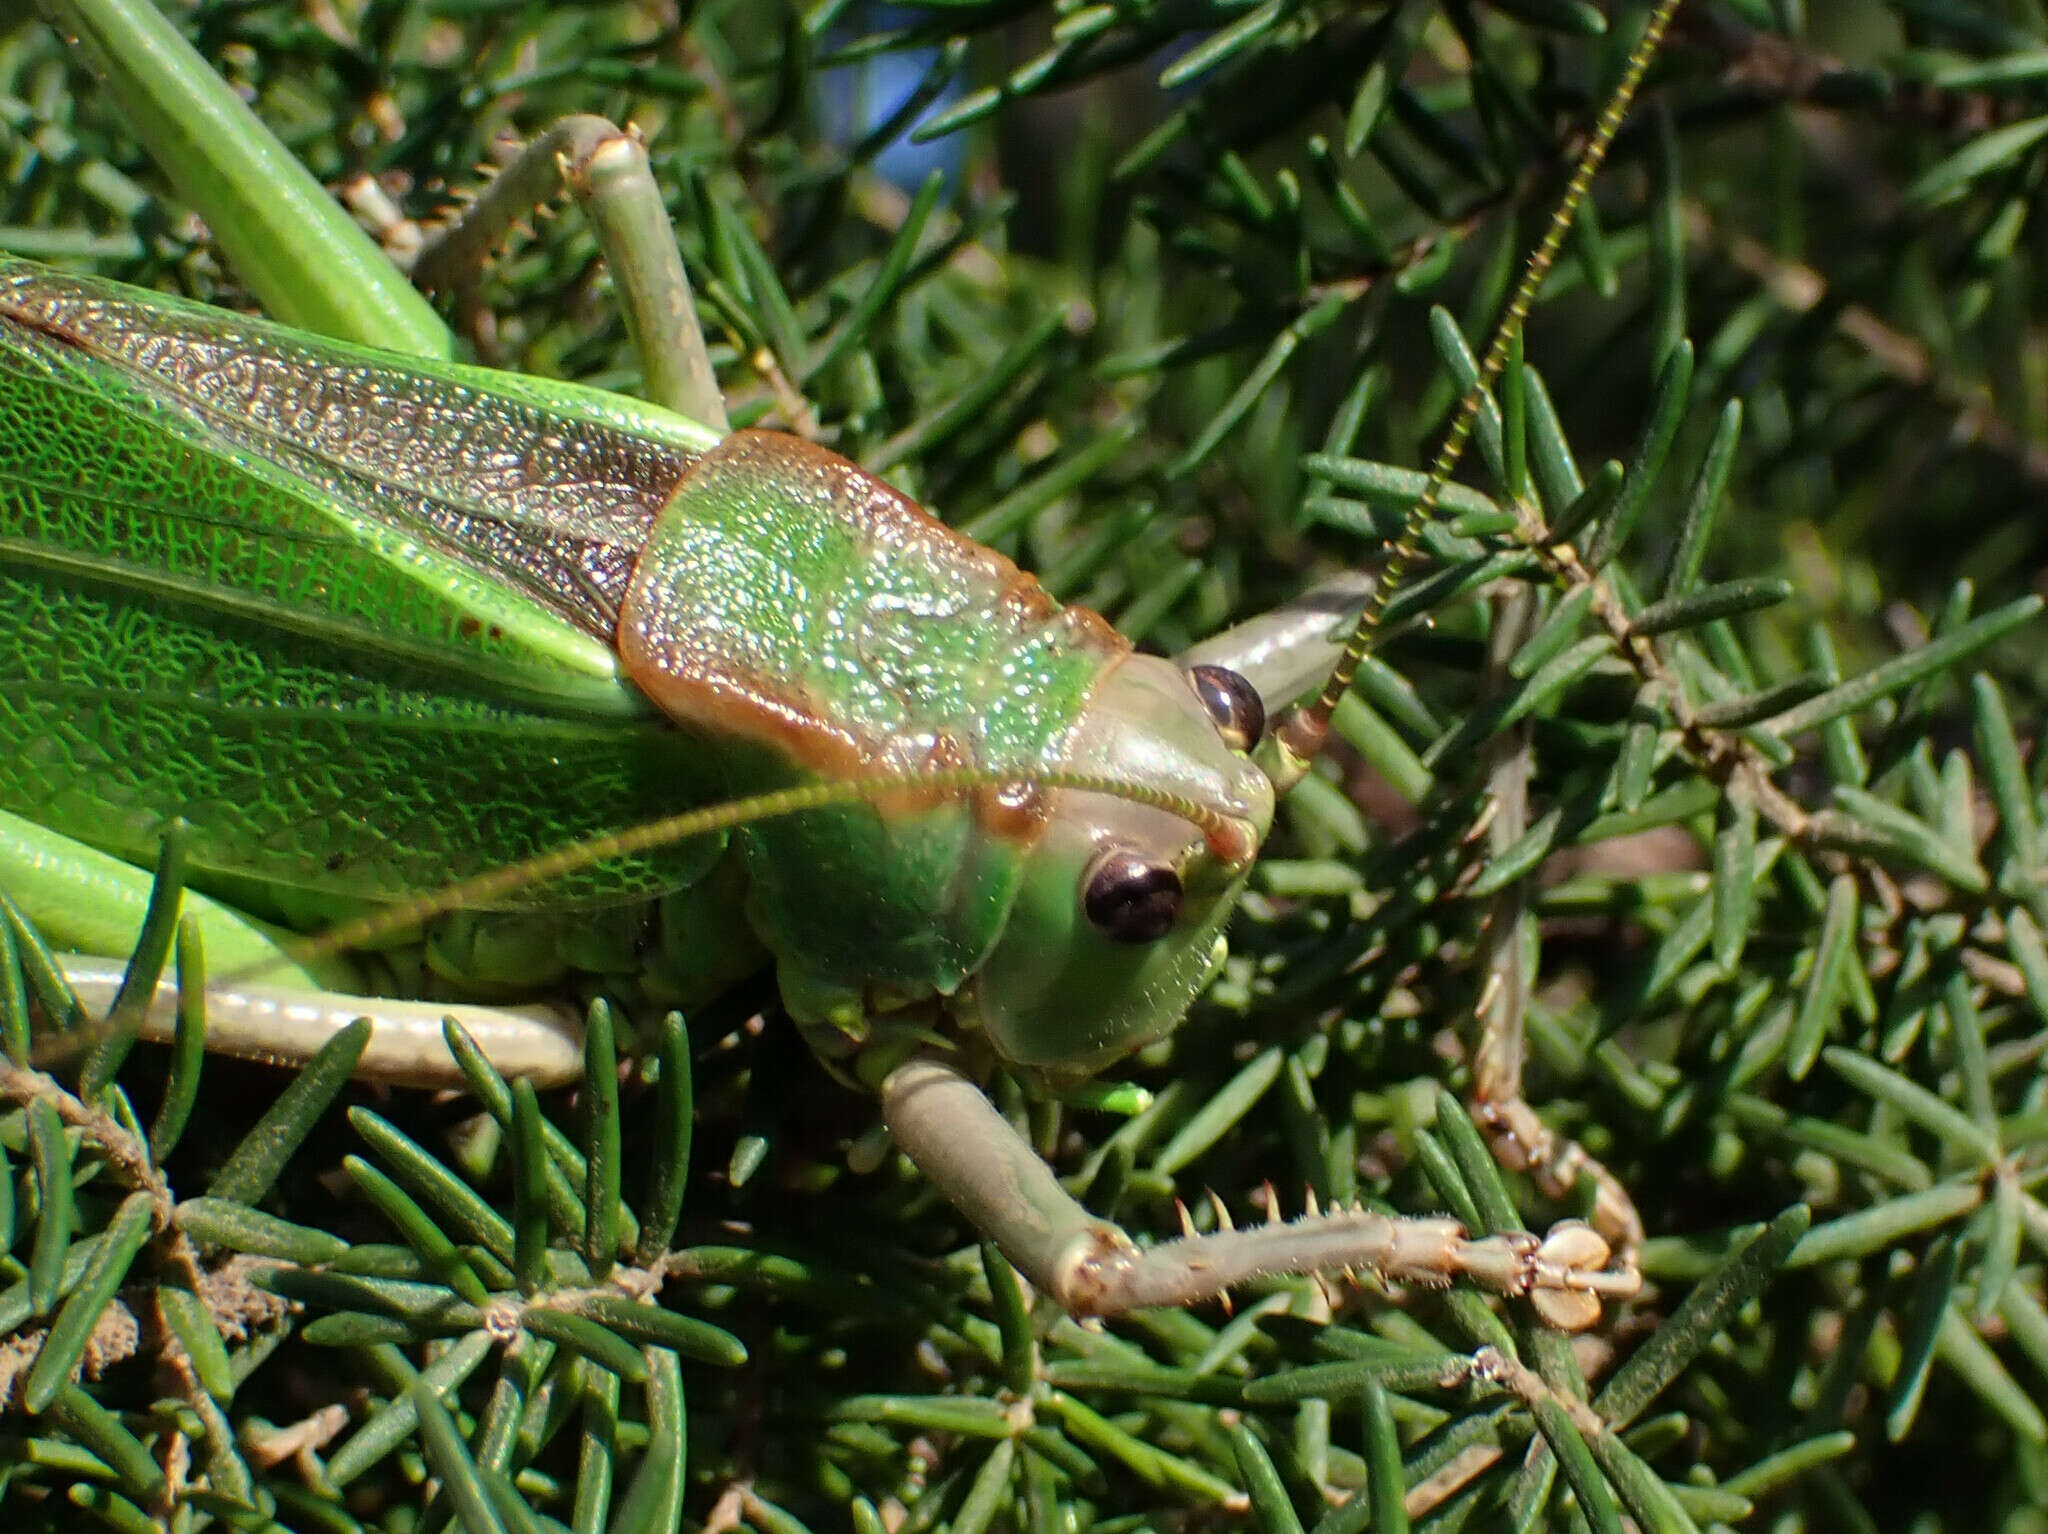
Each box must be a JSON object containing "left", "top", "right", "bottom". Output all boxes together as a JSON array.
[
  {"left": 1524, "top": 1219, "right": 1642, "bottom": 1331},
  {"left": 1476, "top": 1096, "right": 1647, "bottom": 1260}
]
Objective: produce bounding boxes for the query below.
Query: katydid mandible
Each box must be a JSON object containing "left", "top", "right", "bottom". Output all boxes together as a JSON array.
[{"left": 3, "top": 0, "right": 1669, "bottom": 1323}]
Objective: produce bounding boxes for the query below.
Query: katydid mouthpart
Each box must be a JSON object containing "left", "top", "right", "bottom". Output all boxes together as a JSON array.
[{"left": 0, "top": 0, "right": 1672, "bottom": 1324}]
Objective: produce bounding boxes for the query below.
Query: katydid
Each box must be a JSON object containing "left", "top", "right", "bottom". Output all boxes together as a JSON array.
[{"left": 0, "top": 0, "right": 1671, "bottom": 1323}]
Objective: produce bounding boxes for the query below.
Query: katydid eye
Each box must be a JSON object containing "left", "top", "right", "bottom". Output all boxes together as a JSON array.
[
  {"left": 1082, "top": 849, "right": 1183, "bottom": 944},
  {"left": 1188, "top": 664, "right": 1264, "bottom": 752}
]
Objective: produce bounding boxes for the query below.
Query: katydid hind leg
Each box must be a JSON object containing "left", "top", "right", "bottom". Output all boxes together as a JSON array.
[
  {"left": 882, "top": 1055, "right": 1638, "bottom": 1325},
  {"left": 413, "top": 116, "right": 728, "bottom": 430}
]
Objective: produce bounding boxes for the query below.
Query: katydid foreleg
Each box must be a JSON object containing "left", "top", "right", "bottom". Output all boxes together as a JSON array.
[
  {"left": 882, "top": 1056, "right": 1635, "bottom": 1324},
  {"left": 1469, "top": 590, "right": 1646, "bottom": 1260},
  {"left": 1178, "top": 579, "right": 1649, "bottom": 1263}
]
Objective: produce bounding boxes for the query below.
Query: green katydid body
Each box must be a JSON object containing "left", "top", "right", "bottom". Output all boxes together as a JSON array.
[
  {"left": 0, "top": 0, "right": 1659, "bottom": 1329},
  {"left": 0, "top": 255, "right": 1273, "bottom": 1081}
]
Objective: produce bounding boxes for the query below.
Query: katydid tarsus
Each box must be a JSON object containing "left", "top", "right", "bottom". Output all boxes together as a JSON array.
[{"left": 0, "top": 0, "right": 1678, "bottom": 1324}]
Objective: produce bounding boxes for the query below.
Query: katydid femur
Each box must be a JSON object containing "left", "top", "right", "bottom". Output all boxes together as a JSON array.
[{"left": 3, "top": 0, "right": 1678, "bottom": 1322}]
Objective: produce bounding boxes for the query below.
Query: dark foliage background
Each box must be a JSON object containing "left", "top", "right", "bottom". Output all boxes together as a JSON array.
[{"left": 4, "top": 0, "right": 2048, "bottom": 1530}]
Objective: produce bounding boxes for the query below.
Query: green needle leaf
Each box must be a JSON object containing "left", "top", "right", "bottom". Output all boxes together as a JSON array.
[
  {"left": 1430, "top": 1090, "right": 1521, "bottom": 1235},
  {"left": 0, "top": 902, "right": 29, "bottom": 1064},
  {"left": 2006, "top": 908, "right": 2048, "bottom": 1026},
  {"left": 1542, "top": 458, "right": 1624, "bottom": 548},
  {"left": 25, "top": 1191, "right": 155, "bottom": 1413},
  {"left": 1595, "top": 1206, "right": 1810, "bottom": 1428},
  {"left": 1888, "top": 1237, "right": 1964, "bottom": 1442},
  {"left": 325, "top": 1333, "right": 494, "bottom": 1488},
  {"left": 1786, "top": 876, "right": 1858, "bottom": 1080},
  {"left": 1360, "top": 1377, "right": 1411, "bottom": 1534},
  {"left": 1975, "top": 1170, "right": 2023, "bottom": 1325},
  {"left": 1709, "top": 785, "right": 1758, "bottom": 974},
  {"left": 1767, "top": 598, "right": 2044, "bottom": 737},
  {"left": 208, "top": 1017, "right": 372, "bottom": 1206},
  {"left": 582, "top": 999, "right": 622, "bottom": 1280},
  {"left": 1463, "top": 805, "right": 1565, "bottom": 898},
  {"left": 82, "top": 821, "right": 186, "bottom": 1099},
  {"left": 518, "top": 1309, "right": 650, "bottom": 1382},
  {"left": 1936, "top": 1306, "right": 2048, "bottom": 1442},
  {"left": 445, "top": 1020, "right": 593, "bottom": 1243},
  {"left": 1689, "top": 675, "right": 1829, "bottom": 731},
  {"left": 411, "top": 1375, "right": 509, "bottom": 1534},
  {"left": 1152, "top": 1045, "right": 1284, "bottom": 1175},
  {"left": 349, "top": 1108, "right": 515, "bottom": 1265},
  {"left": 155, "top": 1285, "right": 235, "bottom": 1402},
  {"left": 1662, "top": 399, "right": 1742, "bottom": 599},
  {"left": 1587, "top": 341, "right": 1693, "bottom": 568},
  {"left": 510, "top": 1079, "right": 550, "bottom": 1295},
  {"left": 1227, "top": 1418, "right": 1305, "bottom": 1534},
  {"left": 1529, "top": 1397, "right": 1623, "bottom": 1534},
  {"left": 1812, "top": 789, "right": 1988, "bottom": 894},
  {"left": 1822, "top": 1047, "right": 1999, "bottom": 1162},
  {"left": 572, "top": 1364, "right": 621, "bottom": 1534},
  {"left": 951, "top": 1438, "right": 1019, "bottom": 1534},
  {"left": 344, "top": 1155, "right": 491, "bottom": 1308},
  {"left": 804, "top": 169, "right": 944, "bottom": 384},
  {"left": 569, "top": 1293, "right": 747, "bottom": 1368},
  {"left": 1790, "top": 1184, "right": 1983, "bottom": 1268},
  {"left": 174, "top": 1198, "right": 351, "bottom": 1263},
  {"left": 1589, "top": 1432, "right": 1701, "bottom": 1534},
  {"left": 638, "top": 1011, "right": 693, "bottom": 1264},
  {"left": 27, "top": 1098, "right": 74, "bottom": 1317},
  {"left": 609, "top": 1349, "right": 686, "bottom": 1534},
  {"left": 1905, "top": 114, "right": 2048, "bottom": 204},
  {"left": 1170, "top": 295, "right": 1349, "bottom": 478},
  {"left": 982, "top": 1243, "right": 1036, "bottom": 1396},
  {"left": 1630, "top": 578, "right": 1793, "bottom": 637},
  {"left": 1510, "top": 586, "right": 1598, "bottom": 680},
  {"left": 146, "top": 916, "right": 206, "bottom": 1161},
  {"left": 45, "top": 1384, "right": 167, "bottom": 1506},
  {"left": 1973, "top": 674, "right": 2040, "bottom": 869}
]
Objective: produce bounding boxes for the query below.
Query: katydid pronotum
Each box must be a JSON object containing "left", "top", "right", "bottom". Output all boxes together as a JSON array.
[{"left": 0, "top": 0, "right": 1677, "bottom": 1326}]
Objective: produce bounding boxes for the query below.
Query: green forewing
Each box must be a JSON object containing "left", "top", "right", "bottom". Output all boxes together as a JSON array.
[{"left": 0, "top": 258, "right": 726, "bottom": 906}]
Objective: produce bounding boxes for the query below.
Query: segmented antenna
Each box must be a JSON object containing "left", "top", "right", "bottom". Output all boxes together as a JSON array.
[
  {"left": 1278, "top": 0, "right": 1684, "bottom": 764},
  {"left": 233, "top": 768, "right": 1241, "bottom": 986}
]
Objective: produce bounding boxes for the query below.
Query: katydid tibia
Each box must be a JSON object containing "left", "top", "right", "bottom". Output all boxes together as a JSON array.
[{"left": 0, "top": 0, "right": 1671, "bottom": 1324}]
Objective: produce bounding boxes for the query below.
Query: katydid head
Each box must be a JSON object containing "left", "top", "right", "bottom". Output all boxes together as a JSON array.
[
  {"left": 960, "top": 560, "right": 1402, "bottom": 1078},
  {"left": 963, "top": 652, "right": 1276, "bottom": 1079}
]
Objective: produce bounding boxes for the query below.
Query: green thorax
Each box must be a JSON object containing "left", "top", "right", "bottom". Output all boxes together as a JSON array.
[{"left": 620, "top": 430, "right": 1130, "bottom": 1021}]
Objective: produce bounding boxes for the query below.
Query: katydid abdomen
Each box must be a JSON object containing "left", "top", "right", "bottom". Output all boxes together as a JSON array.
[{"left": 0, "top": 254, "right": 1272, "bottom": 1077}]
